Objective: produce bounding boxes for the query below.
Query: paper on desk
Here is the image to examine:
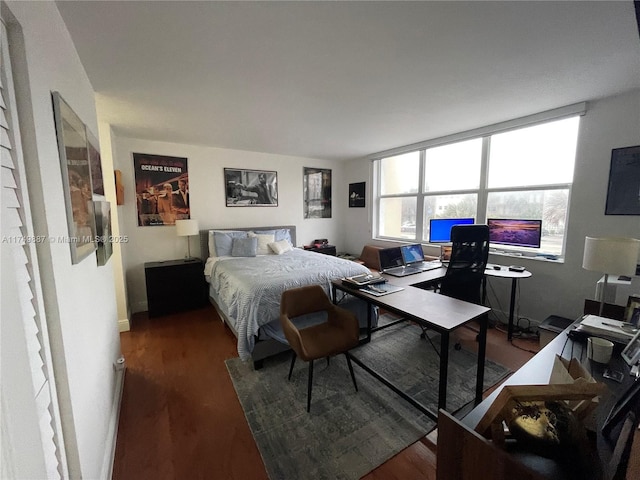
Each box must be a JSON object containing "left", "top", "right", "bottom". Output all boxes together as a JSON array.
[{"left": 576, "top": 315, "right": 636, "bottom": 342}]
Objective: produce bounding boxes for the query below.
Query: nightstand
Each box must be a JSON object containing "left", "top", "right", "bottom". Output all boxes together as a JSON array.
[
  {"left": 144, "top": 258, "right": 208, "bottom": 317},
  {"left": 304, "top": 245, "right": 337, "bottom": 256}
]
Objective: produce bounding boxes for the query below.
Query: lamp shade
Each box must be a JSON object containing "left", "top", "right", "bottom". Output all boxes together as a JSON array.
[
  {"left": 175, "top": 219, "right": 199, "bottom": 237},
  {"left": 582, "top": 236, "right": 640, "bottom": 275}
]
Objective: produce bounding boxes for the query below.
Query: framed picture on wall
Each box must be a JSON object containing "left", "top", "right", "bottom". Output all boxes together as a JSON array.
[
  {"left": 349, "top": 182, "right": 365, "bottom": 207},
  {"left": 303, "top": 167, "right": 331, "bottom": 218},
  {"left": 605, "top": 145, "right": 640, "bottom": 215},
  {"left": 51, "top": 91, "right": 97, "bottom": 264},
  {"left": 133, "top": 153, "right": 189, "bottom": 226},
  {"left": 87, "top": 129, "right": 104, "bottom": 197},
  {"left": 94, "top": 200, "right": 113, "bottom": 266},
  {"left": 224, "top": 168, "right": 278, "bottom": 206}
]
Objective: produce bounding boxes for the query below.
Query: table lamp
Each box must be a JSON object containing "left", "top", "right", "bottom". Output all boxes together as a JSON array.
[
  {"left": 175, "top": 219, "right": 199, "bottom": 260},
  {"left": 582, "top": 236, "right": 640, "bottom": 316}
]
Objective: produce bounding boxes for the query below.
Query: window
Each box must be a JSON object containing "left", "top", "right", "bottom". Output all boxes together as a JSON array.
[{"left": 374, "top": 111, "right": 581, "bottom": 258}]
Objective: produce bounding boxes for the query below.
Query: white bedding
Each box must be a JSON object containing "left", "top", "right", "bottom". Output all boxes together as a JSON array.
[{"left": 206, "top": 248, "right": 372, "bottom": 360}]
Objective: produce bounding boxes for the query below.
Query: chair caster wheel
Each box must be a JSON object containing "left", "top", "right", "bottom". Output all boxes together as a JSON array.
[{"left": 454, "top": 343, "right": 462, "bottom": 351}]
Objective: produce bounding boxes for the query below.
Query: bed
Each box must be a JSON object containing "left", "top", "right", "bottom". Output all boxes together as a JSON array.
[{"left": 199, "top": 226, "right": 377, "bottom": 367}]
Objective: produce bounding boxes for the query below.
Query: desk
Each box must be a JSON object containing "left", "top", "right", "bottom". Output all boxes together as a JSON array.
[
  {"left": 382, "top": 265, "right": 532, "bottom": 342},
  {"left": 332, "top": 279, "right": 490, "bottom": 421},
  {"left": 463, "top": 321, "right": 638, "bottom": 479}
]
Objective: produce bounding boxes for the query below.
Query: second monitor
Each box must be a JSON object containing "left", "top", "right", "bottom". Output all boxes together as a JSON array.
[{"left": 429, "top": 217, "right": 475, "bottom": 243}]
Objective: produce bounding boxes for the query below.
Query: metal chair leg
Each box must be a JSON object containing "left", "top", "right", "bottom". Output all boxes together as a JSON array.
[
  {"left": 288, "top": 351, "right": 297, "bottom": 380},
  {"left": 307, "top": 359, "right": 314, "bottom": 413},
  {"left": 345, "top": 353, "right": 358, "bottom": 392}
]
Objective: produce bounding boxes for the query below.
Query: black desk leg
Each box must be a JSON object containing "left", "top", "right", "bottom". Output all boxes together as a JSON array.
[
  {"left": 475, "top": 313, "right": 488, "bottom": 406},
  {"left": 438, "top": 331, "right": 450, "bottom": 411},
  {"left": 507, "top": 278, "right": 518, "bottom": 341}
]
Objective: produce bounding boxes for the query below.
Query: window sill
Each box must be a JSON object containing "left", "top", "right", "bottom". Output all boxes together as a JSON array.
[{"left": 489, "top": 250, "right": 564, "bottom": 264}]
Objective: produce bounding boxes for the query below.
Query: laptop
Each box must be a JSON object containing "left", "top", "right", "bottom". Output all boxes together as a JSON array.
[
  {"left": 379, "top": 246, "right": 423, "bottom": 277},
  {"left": 401, "top": 244, "right": 442, "bottom": 271}
]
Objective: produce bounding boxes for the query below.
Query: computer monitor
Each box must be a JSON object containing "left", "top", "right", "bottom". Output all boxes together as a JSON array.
[
  {"left": 429, "top": 218, "right": 475, "bottom": 243},
  {"left": 487, "top": 218, "right": 542, "bottom": 248}
]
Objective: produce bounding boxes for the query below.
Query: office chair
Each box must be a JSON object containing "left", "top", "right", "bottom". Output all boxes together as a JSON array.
[
  {"left": 440, "top": 224, "right": 490, "bottom": 304},
  {"left": 421, "top": 225, "right": 490, "bottom": 349},
  {"left": 279, "top": 284, "right": 359, "bottom": 412}
]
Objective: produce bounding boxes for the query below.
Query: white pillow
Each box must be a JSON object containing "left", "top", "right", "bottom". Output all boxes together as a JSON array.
[
  {"left": 268, "top": 239, "right": 293, "bottom": 255},
  {"left": 249, "top": 232, "right": 275, "bottom": 255}
]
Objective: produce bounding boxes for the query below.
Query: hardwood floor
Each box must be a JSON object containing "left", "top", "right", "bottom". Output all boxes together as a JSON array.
[{"left": 113, "top": 305, "right": 539, "bottom": 480}]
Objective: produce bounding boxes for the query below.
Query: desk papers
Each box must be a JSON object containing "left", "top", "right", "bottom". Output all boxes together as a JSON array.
[{"left": 576, "top": 315, "right": 636, "bottom": 343}]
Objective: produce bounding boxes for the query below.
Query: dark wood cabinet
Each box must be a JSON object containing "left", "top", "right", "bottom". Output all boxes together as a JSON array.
[
  {"left": 304, "top": 245, "right": 337, "bottom": 256},
  {"left": 144, "top": 258, "right": 207, "bottom": 317}
]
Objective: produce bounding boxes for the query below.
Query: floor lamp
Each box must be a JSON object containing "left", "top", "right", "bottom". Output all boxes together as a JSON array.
[
  {"left": 176, "top": 219, "right": 199, "bottom": 260},
  {"left": 582, "top": 236, "right": 640, "bottom": 316}
]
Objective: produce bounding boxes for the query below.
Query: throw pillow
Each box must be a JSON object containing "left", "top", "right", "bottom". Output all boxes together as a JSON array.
[{"left": 231, "top": 237, "right": 258, "bottom": 257}]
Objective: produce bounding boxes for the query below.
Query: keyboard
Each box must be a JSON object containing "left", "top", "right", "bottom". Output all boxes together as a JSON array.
[
  {"left": 415, "top": 261, "right": 443, "bottom": 271},
  {"left": 383, "top": 265, "right": 423, "bottom": 277}
]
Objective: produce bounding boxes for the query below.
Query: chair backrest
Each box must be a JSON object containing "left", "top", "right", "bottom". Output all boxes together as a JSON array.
[
  {"left": 280, "top": 284, "right": 333, "bottom": 319},
  {"left": 440, "top": 224, "right": 490, "bottom": 304}
]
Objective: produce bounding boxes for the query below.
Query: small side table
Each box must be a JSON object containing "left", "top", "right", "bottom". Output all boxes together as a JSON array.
[{"left": 144, "top": 258, "right": 208, "bottom": 317}]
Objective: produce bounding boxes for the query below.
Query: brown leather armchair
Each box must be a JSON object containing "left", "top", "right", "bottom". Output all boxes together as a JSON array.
[{"left": 279, "top": 284, "right": 359, "bottom": 412}]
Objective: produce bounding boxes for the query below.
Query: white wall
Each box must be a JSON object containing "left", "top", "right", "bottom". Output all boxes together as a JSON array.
[
  {"left": 5, "top": 2, "right": 122, "bottom": 478},
  {"left": 111, "top": 135, "right": 353, "bottom": 312},
  {"left": 346, "top": 89, "right": 640, "bottom": 326}
]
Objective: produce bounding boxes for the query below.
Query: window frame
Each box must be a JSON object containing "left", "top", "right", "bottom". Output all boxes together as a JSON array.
[{"left": 372, "top": 104, "right": 585, "bottom": 259}]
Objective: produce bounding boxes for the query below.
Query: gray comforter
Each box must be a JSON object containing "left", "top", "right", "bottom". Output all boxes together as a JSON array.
[{"left": 208, "top": 248, "right": 371, "bottom": 360}]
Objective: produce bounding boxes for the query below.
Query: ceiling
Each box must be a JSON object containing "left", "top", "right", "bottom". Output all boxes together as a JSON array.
[{"left": 56, "top": 1, "right": 640, "bottom": 161}]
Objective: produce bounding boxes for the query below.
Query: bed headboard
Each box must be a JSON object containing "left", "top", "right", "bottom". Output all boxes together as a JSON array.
[{"left": 199, "top": 225, "right": 297, "bottom": 258}]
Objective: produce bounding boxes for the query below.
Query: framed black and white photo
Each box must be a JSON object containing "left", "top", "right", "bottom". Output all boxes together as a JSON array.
[
  {"left": 52, "top": 91, "right": 97, "bottom": 264},
  {"left": 94, "top": 200, "right": 113, "bottom": 266},
  {"left": 224, "top": 168, "right": 278, "bottom": 206},
  {"left": 349, "top": 182, "right": 365, "bottom": 208},
  {"left": 605, "top": 145, "right": 640, "bottom": 215},
  {"left": 303, "top": 167, "right": 331, "bottom": 218}
]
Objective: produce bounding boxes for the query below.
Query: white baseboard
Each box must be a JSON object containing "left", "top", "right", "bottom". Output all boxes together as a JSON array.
[
  {"left": 117, "top": 317, "right": 130, "bottom": 332},
  {"left": 100, "top": 366, "right": 125, "bottom": 480}
]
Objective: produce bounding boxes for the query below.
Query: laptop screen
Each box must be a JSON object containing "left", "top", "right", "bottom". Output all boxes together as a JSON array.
[
  {"left": 378, "top": 247, "right": 403, "bottom": 270},
  {"left": 401, "top": 244, "right": 424, "bottom": 265}
]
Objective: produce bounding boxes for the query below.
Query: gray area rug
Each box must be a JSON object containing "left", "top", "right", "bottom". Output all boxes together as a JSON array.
[{"left": 226, "top": 319, "right": 510, "bottom": 480}]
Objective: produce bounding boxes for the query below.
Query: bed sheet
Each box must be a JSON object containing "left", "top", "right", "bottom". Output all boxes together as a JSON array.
[{"left": 207, "top": 248, "right": 372, "bottom": 360}]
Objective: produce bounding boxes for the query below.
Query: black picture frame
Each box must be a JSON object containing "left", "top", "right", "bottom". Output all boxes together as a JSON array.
[
  {"left": 605, "top": 145, "right": 640, "bottom": 215},
  {"left": 349, "top": 182, "right": 366, "bottom": 208},
  {"left": 224, "top": 168, "right": 278, "bottom": 206},
  {"left": 303, "top": 167, "right": 331, "bottom": 218}
]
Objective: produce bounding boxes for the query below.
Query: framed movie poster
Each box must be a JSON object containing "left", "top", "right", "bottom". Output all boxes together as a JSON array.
[
  {"left": 133, "top": 153, "right": 189, "bottom": 226},
  {"left": 605, "top": 145, "right": 640, "bottom": 215},
  {"left": 52, "top": 91, "right": 97, "bottom": 264},
  {"left": 349, "top": 182, "right": 365, "bottom": 207},
  {"left": 224, "top": 168, "right": 278, "bottom": 206},
  {"left": 303, "top": 167, "right": 331, "bottom": 218}
]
